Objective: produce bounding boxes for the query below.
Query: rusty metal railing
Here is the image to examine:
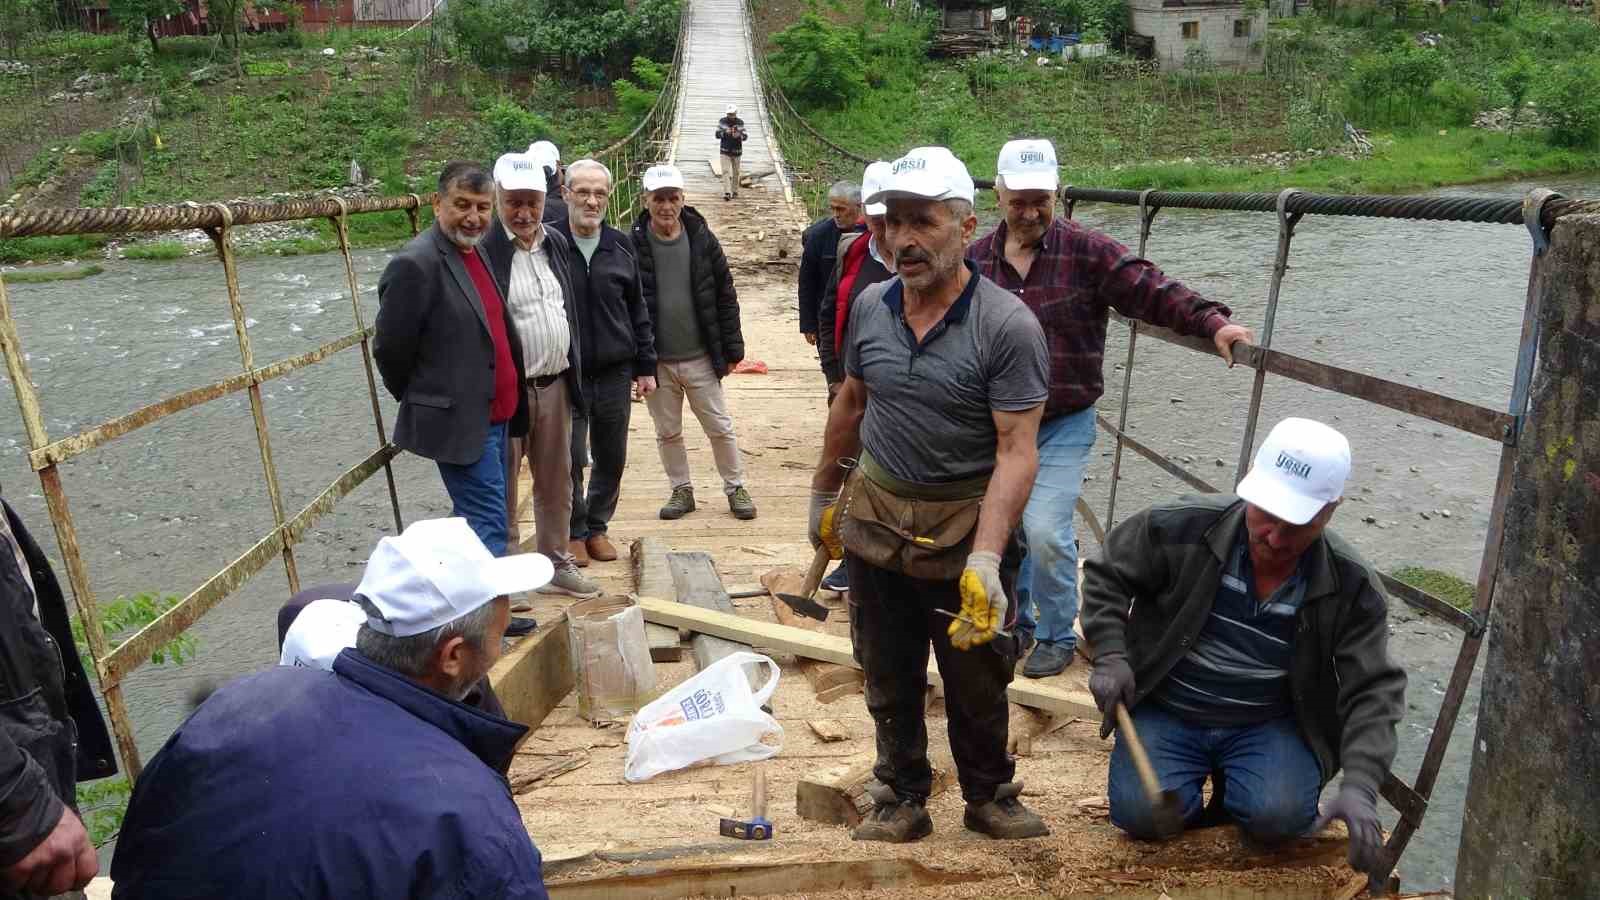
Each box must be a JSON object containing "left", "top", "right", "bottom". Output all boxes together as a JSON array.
[{"left": 0, "top": 193, "right": 432, "bottom": 777}]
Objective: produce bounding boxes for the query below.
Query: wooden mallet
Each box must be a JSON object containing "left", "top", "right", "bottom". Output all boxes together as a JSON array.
[{"left": 1115, "top": 703, "right": 1185, "bottom": 838}]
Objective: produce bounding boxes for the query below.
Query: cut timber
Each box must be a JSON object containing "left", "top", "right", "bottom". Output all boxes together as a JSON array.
[
  {"left": 807, "top": 719, "right": 850, "bottom": 743},
  {"left": 639, "top": 596, "right": 1099, "bottom": 719},
  {"left": 546, "top": 858, "right": 988, "bottom": 900},
  {"left": 761, "top": 566, "right": 863, "bottom": 702},
  {"left": 668, "top": 551, "right": 762, "bottom": 690},
  {"left": 487, "top": 620, "right": 574, "bottom": 734},
  {"left": 796, "top": 761, "right": 953, "bottom": 826},
  {"left": 629, "top": 537, "right": 684, "bottom": 662}
]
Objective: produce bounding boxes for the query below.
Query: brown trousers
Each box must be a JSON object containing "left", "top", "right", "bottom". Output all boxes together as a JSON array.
[{"left": 504, "top": 377, "right": 575, "bottom": 565}]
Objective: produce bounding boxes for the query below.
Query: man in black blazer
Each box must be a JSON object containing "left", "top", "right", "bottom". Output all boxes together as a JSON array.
[
  {"left": 479, "top": 151, "right": 599, "bottom": 599},
  {"left": 375, "top": 161, "right": 529, "bottom": 556}
]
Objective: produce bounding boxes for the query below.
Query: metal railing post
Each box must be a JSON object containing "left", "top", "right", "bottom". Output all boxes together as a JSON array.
[
  {"left": 332, "top": 199, "right": 403, "bottom": 534},
  {"left": 1233, "top": 188, "right": 1302, "bottom": 484},
  {"left": 205, "top": 203, "right": 299, "bottom": 595},
  {"left": 1104, "top": 189, "right": 1159, "bottom": 530}
]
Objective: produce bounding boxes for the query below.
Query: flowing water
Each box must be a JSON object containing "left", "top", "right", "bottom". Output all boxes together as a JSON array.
[{"left": 2, "top": 175, "right": 1595, "bottom": 889}]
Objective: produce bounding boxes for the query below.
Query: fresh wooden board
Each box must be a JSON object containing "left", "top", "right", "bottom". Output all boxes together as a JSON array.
[{"left": 638, "top": 596, "right": 1099, "bottom": 719}]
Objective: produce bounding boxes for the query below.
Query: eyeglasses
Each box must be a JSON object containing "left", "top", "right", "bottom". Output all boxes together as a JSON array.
[{"left": 570, "top": 189, "right": 610, "bottom": 202}]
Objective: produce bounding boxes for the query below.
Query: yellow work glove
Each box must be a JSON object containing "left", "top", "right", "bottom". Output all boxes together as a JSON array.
[
  {"left": 949, "top": 551, "right": 1006, "bottom": 651},
  {"left": 808, "top": 489, "right": 844, "bottom": 560}
]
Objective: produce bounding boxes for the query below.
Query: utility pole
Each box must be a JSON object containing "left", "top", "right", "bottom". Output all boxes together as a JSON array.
[{"left": 1455, "top": 208, "right": 1600, "bottom": 898}]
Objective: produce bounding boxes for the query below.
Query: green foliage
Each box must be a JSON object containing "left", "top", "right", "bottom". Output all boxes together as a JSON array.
[
  {"left": 1427, "top": 77, "right": 1481, "bottom": 127},
  {"left": 770, "top": 11, "right": 868, "bottom": 108},
  {"left": 0, "top": 0, "right": 46, "bottom": 56},
  {"left": 484, "top": 98, "right": 553, "bottom": 155},
  {"left": 1345, "top": 42, "right": 1444, "bottom": 127},
  {"left": 1536, "top": 55, "right": 1600, "bottom": 148},
  {"left": 449, "top": 0, "right": 680, "bottom": 68},
  {"left": 121, "top": 241, "right": 189, "bottom": 260},
  {"left": 631, "top": 54, "right": 667, "bottom": 90},
  {"left": 1287, "top": 95, "right": 1341, "bottom": 150},
  {"left": 1496, "top": 51, "right": 1536, "bottom": 124},
  {"left": 15, "top": 148, "right": 62, "bottom": 189},
  {"left": 1391, "top": 566, "right": 1475, "bottom": 612},
  {"left": 2, "top": 264, "right": 104, "bottom": 284},
  {"left": 79, "top": 161, "right": 123, "bottom": 206},
  {"left": 1019, "top": 0, "right": 1127, "bottom": 42},
  {"left": 613, "top": 78, "right": 657, "bottom": 121},
  {"left": 0, "top": 235, "right": 108, "bottom": 263},
  {"left": 106, "top": 0, "right": 185, "bottom": 51},
  {"left": 78, "top": 776, "right": 133, "bottom": 846}
]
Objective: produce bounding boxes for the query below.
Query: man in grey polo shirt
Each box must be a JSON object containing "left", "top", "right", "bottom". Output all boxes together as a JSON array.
[{"left": 808, "top": 147, "right": 1051, "bottom": 844}]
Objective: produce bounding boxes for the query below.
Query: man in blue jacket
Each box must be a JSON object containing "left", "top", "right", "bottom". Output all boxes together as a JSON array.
[{"left": 110, "top": 518, "right": 556, "bottom": 900}]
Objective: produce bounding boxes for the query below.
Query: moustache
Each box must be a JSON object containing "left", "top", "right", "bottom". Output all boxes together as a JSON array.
[{"left": 897, "top": 249, "right": 930, "bottom": 266}]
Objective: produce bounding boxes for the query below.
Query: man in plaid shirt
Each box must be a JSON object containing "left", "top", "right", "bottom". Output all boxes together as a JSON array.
[{"left": 967, "top": 139, "right": 1254, "bottom": 679}]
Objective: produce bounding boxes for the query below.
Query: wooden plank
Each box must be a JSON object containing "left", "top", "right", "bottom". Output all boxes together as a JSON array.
[
  {"left": 629, "top": 536, "right": 688, "bottom": 661},
  {"left": 668, "top": 551, "right": 761, "bottom": 690},
  {"left": 795, "top": 761, "right": 953, "bottom": 827},
  {"left": 487, "top": 620, "right": 575, "bottom": 735},
  {"left": 761, "top": 566, "right": 863, "bottom": 701},
  {"left": 638, "top": 597, "right": 1099, "bottom": 719},
  {"left": 547, "top": 858, "right": 988, "bottom": 900}
]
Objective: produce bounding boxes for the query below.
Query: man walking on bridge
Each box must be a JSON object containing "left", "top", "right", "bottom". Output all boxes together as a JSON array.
[
  {"left": 632, "top": 164, "right": 758, "bottom": 521},
  {"left": 552, "top": 158, "right": 658, "bottom": 565},
  {"left": 1080, "top": 418, "right": 1403, "bottom": 880},
  {"left": 967, "top": 138, "right": 1254, "bottom": 679},
  {"left": 810, "top": 147, "right": 1051, "bottom": 843},
  {"left": 715, "top": 105, "right": 747, "bottom": 201}
]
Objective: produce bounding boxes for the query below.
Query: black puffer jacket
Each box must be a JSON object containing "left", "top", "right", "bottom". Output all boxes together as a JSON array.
[{"left": 630, "top": 206, "right": 744, "bottom": 377}]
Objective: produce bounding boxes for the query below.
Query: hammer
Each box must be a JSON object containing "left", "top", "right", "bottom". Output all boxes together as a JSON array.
[
  {"left": 718, "top": 767, "right": 773, "bottom": 840},
  {"left": 1115, "top": 703, "right": 1184, "bottom": 838}
]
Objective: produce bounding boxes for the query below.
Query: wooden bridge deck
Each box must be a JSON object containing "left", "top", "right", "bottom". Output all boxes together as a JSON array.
[{"left": 669, "top": 0, "right": 785, "bottom": 195}]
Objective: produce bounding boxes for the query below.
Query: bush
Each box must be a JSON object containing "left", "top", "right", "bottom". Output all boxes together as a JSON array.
[
  {"left": 1536, "top": 55, "right": 1600, "bottom": 148},
  {"left": 484, "top": 98, "right": 553, "bottom": 155},
  {"left": 1345, "top": 43, "right": 1444, "bottom": 128},
  {"left": 1496, "top": 50, "right": 1536, "bottom": 124},
  {"left": 769, "top": 12, "right": 868, "bottom": 108},
  {"left": 79, "top": 161, "right": 122, "bottom": 206},
  {"left": 613, "top": 78, "right": 657, "bottom": 121},
  {"left": 1427, "top": 78, "right": 1481, "bottom": 127}
]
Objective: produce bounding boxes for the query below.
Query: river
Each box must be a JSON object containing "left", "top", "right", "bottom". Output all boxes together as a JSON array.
[{"left": 2, "top": 174, "right": 1594, "bottom": 890}]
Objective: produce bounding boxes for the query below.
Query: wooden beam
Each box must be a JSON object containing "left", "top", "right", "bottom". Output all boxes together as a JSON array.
[
  {"left": 668, "top": 551, "right": 761, "bottom": 689},
  {"left": 761, "top": 566, "right": 863, "bottom": 702},
  {"left": 629, "top": 537, "right": 685, "bottom": 661},
  {"left": 795, "top": 761, "right": 952, "bottom": 826},
  {"left": 487, "top": 620, "right": 575, "bottom": 734},
  {"left": 638, "top": 597, "right": 1099, "bottom": 719},
  {"left": 547, "top": 858, "right": 989, "bottom": 899}
]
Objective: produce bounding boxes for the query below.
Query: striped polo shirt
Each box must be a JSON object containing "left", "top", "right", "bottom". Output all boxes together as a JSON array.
[
  {"left": 503, "top": 224, "right": 571, "bottom": 378},
  {"left": 1152, "top": 532, "right": 1307, "bottom": 727}
]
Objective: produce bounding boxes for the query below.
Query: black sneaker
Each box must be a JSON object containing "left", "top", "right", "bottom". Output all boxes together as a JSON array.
[
  {"left": 504, "top": 616, "right": 538, "bottom": 637},
  {"left": 963, "top": 782, "right": 1049, "bottom": 839},
  {"left": 852, "top": 783, "right": 933, "bottom": 843},
  {"left": 1022, "top": 640, "right": 1074, "bottom": 679}
]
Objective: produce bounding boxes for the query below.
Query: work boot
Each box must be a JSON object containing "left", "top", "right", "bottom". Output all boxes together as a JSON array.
[
  {"left": 1022, "top": 640, "right": 1074, "bottom": 679},
  {"left": 537, "top": 561, "right": 601, "bottom": 598},
  {"left": 504, "top": 616, "right": 539, "bottom": 637},
  {"left": 660, "top": 485, "right": 696, "bottom": 520},
  {"left": 568, "top": 538, "right": 591, "bottom": 568},
  {"left": 728, "top": 486, "right": 757, "bottom": 520},
  {"left": 586, "top": 533, "right": 619, "bottom": 562},
  {"left": 964, "top": 782, "right": 1050, "bottom": 839},
  {"left": 852, "top": 783, "right": 933, "bottom": 843}
]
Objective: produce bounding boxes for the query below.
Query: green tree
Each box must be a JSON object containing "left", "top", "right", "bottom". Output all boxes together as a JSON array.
[
  {"left": 769, "top": 11, "right": 868, "bottom": 108},
  {"left": 1536, "top": 55, "right": 1600, "bottom": 148},
  {"left": 1496, "top": 51, "right": 1537, "bottom": 126},
  {"left": 0, "top": 0, "right": 44, "bottom": 57},
  {"left": 107, "top": 0, "right": 185, "bottom": 54}
]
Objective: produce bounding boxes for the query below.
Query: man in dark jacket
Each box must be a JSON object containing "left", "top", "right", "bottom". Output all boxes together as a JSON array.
[
  {"left": 480, "top": 151, "right": 598, "bottom": 600},
  {"left": 630, "top": 164, "right": 757, "bottom": 521},
  {"left": 714, "top": 106, "right": 747, "bottom": 201},
  {"left": 1081, "top": 418, "right": 1405, "bottom": 881},
  {"left": 0, "top": 494, "right": 115, "bottom": 899},
  {"left": 530, "top": 141, "right": 568, "bottom": 226},
  {"left": 375, "top": 161, "right": 529, "bottom": 557},
  {"left": 798, "top": 181, "right": 863, "bottom": 349},
  {"left": 553, "top": 158, "right": 657, "bottom": 565},
  {"left": 111, "top": 517, "right": 554, "bottom": 900}
]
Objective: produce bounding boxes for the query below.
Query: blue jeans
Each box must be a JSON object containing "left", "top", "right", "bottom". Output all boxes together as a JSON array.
[
  {"left": 436, "top": 422, "right": 509, "bottom": 556},
  {"left": 1109, "top": 703, "right": 1322, "bottom": 843},
  {"left": 1015, "top": 407, "right": 1096, "bottom": 646}
]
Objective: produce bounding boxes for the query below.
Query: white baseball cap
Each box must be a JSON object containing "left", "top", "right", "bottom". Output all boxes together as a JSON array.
[
  {"left": 996, "top": 138, "right": 1059, "bottom": 192},
  {"left": 642, "top": 163, "right": 685, "bottom": 193},
  {"left": 354, "top": 517, "right": 554, "bottom": 637},
  {"left": 861, "top": 160, "right": 892, "bottom": 216},
  {"left": 1236, "top": 418, "right": 1352, "bottom": 525},
  {"left": 493, "top": 152, "right": 547, "bottom": 193},
  {"left": 280, "top": 598, "right": 366, "bottom": 670},
  {"left": 725, "top": 104, "right": 738, "bottom": 116},
  {"left": 527, "top": 140, "right": 561, "bottom": 174},
  {"left": 864, "top": 146, "right": 975, "bottom": 205}
]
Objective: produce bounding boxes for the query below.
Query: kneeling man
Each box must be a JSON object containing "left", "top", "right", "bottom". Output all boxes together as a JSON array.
[{"left": 1081, "top": 417, "right": 1404, "bottom": 877}]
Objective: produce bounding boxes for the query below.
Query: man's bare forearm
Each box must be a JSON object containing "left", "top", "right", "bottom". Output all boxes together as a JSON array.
[
  {"left": 972, "top": 406, "right": 1042, "bottom": 556},
  {"left": 813, "top": 377, "right": 865, "bottom": 493}
]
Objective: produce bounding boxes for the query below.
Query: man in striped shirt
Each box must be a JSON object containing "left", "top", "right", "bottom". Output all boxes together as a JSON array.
[
  {"left": 1081, "top": 418, "right": 1404, "bottom": 880},
  {"left": 486, "top": 152, "right": 600, "bottom": 599}
]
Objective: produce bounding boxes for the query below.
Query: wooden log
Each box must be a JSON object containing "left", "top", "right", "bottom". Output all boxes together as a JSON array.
[
  {"left": 668, "top": 551, "right": 761, "bottom": 690},
  {"left": 760, "top": 566, "right": 863, "bottom": 702},
  {"left": 796, "top": 760, "right": 955, "bottom": 827},
  {"left": 547, "top": 858, "right": 987, "bottom": 899},
  {"left": 629, "top": 537, "right": 684, "bottom": 661},
  {"left": 639, "top": 596, "right": 1099, "bottom": 719},
  {"left": 486, "top": 618, "right": 574, "bottom": 737}
]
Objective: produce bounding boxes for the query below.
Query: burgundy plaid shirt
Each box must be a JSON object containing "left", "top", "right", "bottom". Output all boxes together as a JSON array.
[{"left": 968, "top": 217, "right": 1232, "bottom": 419}]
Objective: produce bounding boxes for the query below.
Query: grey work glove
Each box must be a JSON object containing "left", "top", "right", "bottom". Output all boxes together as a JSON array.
[
  {"left": 808, "top": 489, "right": 843, "bottom": 560},
  {"left": 949, "top": 551, "right": 1006, "bottom": 650},
  {"left": 1313, "top": 782, "right": 1383, "bottom": 878},
  {"left": 1088, "top": 651, "right": 1136, "bottom": 739}
]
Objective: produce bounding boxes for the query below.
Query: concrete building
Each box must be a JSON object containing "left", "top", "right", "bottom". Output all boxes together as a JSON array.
[{"left": 1128, "top": 0, "right": 1268, "bottom": 71}]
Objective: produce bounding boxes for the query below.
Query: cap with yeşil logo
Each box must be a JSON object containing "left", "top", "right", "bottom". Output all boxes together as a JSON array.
[{"left": 1235, "top": 417, "right": 1351, "bottom": 525}]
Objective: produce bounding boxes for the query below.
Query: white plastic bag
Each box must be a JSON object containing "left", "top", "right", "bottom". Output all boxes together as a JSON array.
[{"left": 623, "top": 651, "right": 782, "bottom": 782}]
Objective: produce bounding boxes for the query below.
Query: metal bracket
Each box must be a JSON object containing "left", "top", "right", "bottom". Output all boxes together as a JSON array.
[
  {"left": 1465, "top": 611, "right": 1489, "bottom": 640},
  {"left": 1137, "top": 189, "right": 1160, "bottom": 256},
  {"left": 1523, "top": 188, "right": 1562, "bottom": 256}
]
